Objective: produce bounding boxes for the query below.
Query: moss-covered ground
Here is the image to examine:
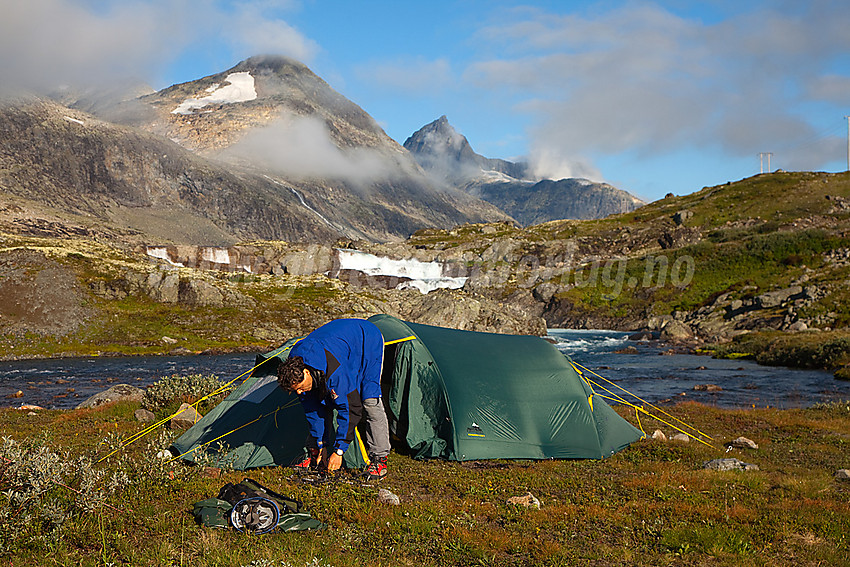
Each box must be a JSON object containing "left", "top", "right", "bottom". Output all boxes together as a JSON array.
[{"left": 1, "top": 398, "right": 848, "bottom": 566}]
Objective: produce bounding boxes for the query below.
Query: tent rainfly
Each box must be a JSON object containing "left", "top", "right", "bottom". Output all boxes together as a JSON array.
[{"left": 170, "top": 315, "right": 644, "bottom": 469}]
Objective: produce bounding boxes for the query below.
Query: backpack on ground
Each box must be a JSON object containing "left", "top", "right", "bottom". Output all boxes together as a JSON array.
[{"left": 192, "top": 477, "right": 323, "bottom": 534}]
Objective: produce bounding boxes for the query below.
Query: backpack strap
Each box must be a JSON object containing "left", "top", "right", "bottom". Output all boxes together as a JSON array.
[{"left": 240, "top": 477, "right": 303, "bottom": 514}]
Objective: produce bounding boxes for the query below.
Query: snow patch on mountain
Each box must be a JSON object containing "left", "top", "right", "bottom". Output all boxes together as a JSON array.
[{"left": 172, "top": 72, "right": 257, "bottom": 115}]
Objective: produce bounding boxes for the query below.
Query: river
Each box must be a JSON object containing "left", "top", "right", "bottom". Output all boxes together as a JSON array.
[{"left": 1, "top": 330, "right": 848, "bottom": 410}]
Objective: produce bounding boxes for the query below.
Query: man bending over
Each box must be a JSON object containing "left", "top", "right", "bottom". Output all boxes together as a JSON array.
[{"left": 277, "top": 318, "right": 390, "bottom": 480}]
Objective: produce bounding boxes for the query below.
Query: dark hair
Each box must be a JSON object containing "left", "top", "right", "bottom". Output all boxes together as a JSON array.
[{"left": 277, "top": 356, "right": 307, "bottom": 391}]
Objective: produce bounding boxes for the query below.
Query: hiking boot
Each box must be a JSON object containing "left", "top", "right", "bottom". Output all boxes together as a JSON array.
[{"left": 364, "top": 456, "right": 388, "bottom": 480}]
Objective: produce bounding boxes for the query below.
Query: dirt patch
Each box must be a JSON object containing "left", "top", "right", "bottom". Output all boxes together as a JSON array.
[{"left": 0, "top": 248, "right": 93, "bottom": 336}]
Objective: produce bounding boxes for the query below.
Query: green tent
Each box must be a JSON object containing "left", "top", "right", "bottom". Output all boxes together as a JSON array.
[{"left": 171, "top": 315, "right": 643, "bottom": 468}]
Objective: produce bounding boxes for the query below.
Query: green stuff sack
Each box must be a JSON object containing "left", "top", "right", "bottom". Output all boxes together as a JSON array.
[{"left": 192, "top": 498, "right": 232, "bottom": 529}]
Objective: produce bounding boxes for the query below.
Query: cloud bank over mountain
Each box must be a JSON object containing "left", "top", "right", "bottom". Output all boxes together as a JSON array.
[{"left": 0, "top": 0, "right": 314, "bottom": 95}]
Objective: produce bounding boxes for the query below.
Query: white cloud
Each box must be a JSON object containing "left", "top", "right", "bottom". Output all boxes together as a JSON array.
[
  {"left": 466, "top": 2, "right": 850, "bottom": 176},
  {"left": 224, "top": 113, "right": 397, "bottom": 184},
  {"left": 228, "top": 4, "right": 319, "bottom": 63},
  {"left": 0, "top": 0, "right": 315, "bottom": 94}
]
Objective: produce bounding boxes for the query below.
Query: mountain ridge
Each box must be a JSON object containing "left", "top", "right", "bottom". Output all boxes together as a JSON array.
[{"left": 404, "top": 115, "right": 644, "bottom": 224}]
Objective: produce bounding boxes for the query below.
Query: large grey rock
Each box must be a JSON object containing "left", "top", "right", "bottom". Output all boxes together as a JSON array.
[
  {"left": 397, "top": 288, "right": 546, "bottom": 336},
  {"left": 178, "top": 279, "right": 223, "bottom": 307},
  {"left": 755, "top": 286, "right": 803, "bottom": 309},
  {"left": 703, "top": 458, "right": 759, "bottom": 471},
  {"left": 170, "top": 403, "right": 202, "bottom": 429},
  {"left": 659, "top": 320, "right": 693, "bottom": 341},
  {"left": 76, "top": 384, "right": 144, "bottom": 409},
  {"left": 134, "top": 408, "right": 156, "bottom": 422},
  {"left": 283, "top": 245, "right": 334, "bottom": 276}
]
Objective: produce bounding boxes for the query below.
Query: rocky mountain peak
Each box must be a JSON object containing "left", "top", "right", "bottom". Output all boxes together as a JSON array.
[
  {"left": 405, "top": 116, "right": 644, "bottom": 224},
  {"left": 404, "top": 116, "right": 524, "bottom": 183},
  {"left": 232, "top": 54, "right": 311, "bottom": 75}
]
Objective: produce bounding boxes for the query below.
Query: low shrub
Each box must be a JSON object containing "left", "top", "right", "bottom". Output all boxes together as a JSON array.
[
  {"left": 0, "top": 435, "right": 129, "bottom": 552},
  {"left": 141, "top": 373, "right": 227, "bottom": 414}
]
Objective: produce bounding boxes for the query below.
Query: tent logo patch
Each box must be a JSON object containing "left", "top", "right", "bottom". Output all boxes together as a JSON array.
[{"left": 466, "top": 422, "right": 485, "bottom": 438}]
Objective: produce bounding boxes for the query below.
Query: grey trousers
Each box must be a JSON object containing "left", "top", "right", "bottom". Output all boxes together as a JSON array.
[{"left": 362, "top": 397, "right": 391, "bottom": 459}]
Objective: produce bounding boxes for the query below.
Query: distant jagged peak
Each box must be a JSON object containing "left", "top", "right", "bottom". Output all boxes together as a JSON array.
[
  {"left": 405, "top": 116, "right": 530, "bottom": 183},
  {"left": 404, "top": 115, "right": 472, "bottom": 157}
]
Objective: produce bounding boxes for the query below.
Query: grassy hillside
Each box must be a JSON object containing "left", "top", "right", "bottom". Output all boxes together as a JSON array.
[{"left": 0, "top": 393, "right": 847, "bottom": 566}]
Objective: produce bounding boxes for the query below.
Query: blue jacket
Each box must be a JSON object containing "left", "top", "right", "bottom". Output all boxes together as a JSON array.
[{"left": 288, "top": 319, "right": 384, "bottom": 453}]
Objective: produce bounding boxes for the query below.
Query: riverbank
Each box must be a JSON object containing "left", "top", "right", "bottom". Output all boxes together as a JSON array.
[{"left": 1, "top": 397, "right": 847, "bottom": 566}]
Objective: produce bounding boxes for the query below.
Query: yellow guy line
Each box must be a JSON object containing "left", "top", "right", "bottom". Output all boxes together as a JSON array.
[
  {"left": 593, "top": 391, "right": 719, "bottom": 452},
  {"left": 571, "top": 361, "right": 715, "bottom": 442},
  {"left": 98, "top": 340, "right": 302, "bottom": 463},
  {"left": 383, "top": 335, "right": 416, "bottom": 346},
  {"left": 168, "top": 398, "right": 302, "bottom": 464}
]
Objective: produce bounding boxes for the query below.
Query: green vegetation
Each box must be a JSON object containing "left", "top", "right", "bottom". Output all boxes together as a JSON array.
[
  {"left": 0, "top": 387, "right": 847, "bottom": 566},
  {"left": 141, "top": 373, "right": 228, "bottom": 416},
  {"left": 710, "top": 331, "right": 850, "bottom": 369}
]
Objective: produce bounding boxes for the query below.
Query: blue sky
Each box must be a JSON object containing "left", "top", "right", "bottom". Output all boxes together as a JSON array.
[{"left": 4, "top": 0, "right": 850, "bottom": 202}]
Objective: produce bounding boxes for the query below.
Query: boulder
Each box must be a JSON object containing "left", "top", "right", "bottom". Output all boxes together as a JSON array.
[
  {"left": 178, "top": 279, "right": 223, "bottom": 307},
  {"left": 76, "top": 384, "right": 144, "bottom": 409},
  {"left": 615, "top": 346, "right": 639, "bottom": 355},
  {"left": 659, "top": 320, "right": 693, "bottom": 341},
  {"left": 135, "top": 408, "right": 156, "bottom": 422},
  {"left": 835, "top": 469, "right": 850, "bottom": 481},
  {"left": 651, "top": 429, "right": 667, "bottom": 442},
  {"left": 728, "top": 436, "right": 759, "bottom": 450},
  {"left": 507, "top": 492, "right": 541, "bottom": 509},
  {"left": 694, "top": 384, "right": 722, "bottom": 392},
  {"left": 755, "top": 286, "right": 803, "bottom": 309},
  {"left": 377, "top": 488, "right": 400, "bottom": 505},
  {"left": 703, "top": 458, "right": 759, "bottom": 471},
  {"left": 672, "top": 210, "right": 693, "bottom": 225},
  {"left": 170, "top": 403, "right": 202, "bottom": 429}
]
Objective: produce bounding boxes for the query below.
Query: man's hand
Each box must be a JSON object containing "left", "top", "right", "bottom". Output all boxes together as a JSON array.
[
  {"left": 310, "top": 447, "right": 323, "bottom": 468},
  {"left": 326, "top": 451, "right": 343, "bottom": 472}
]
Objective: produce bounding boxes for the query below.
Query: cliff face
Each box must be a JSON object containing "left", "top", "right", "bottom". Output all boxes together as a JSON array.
[
  {"left": 0, "top": 98, "right": 338, "bottom": 245},
  {"left": 404, "top": 116, "right": 644, "bottom": 224}
]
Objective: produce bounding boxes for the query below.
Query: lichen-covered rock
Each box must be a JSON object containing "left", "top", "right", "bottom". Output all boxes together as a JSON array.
[
  {"left": 170, "top": 403, "right": 202, "bottom": 429},
  {"left": 76, "top": 384, "right": 144, "bottom": 409},
  {"left": 134, "top": 408, "right": 156, "bottom": 422},
  {"left": 507, "top": 492, "right": 541, "bottom": 509},
  {"left": 728, "top": 436, "right": 759, "bottom": 450},
  {"left": 377, "top": 488, "right": 400, "bottom": 505},
  {"left": 703, "top": 458, "right": 759, "bottom": 471}
]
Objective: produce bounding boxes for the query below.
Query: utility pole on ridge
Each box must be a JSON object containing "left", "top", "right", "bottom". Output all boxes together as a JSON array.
[{"left": 758, "top": 152, "right": 773, "bottom": 174}]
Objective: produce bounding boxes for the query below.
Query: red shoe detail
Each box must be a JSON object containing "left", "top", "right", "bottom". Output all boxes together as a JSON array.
[{"left": 364, "top": 456, "right": 388, "bottom": 480}]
